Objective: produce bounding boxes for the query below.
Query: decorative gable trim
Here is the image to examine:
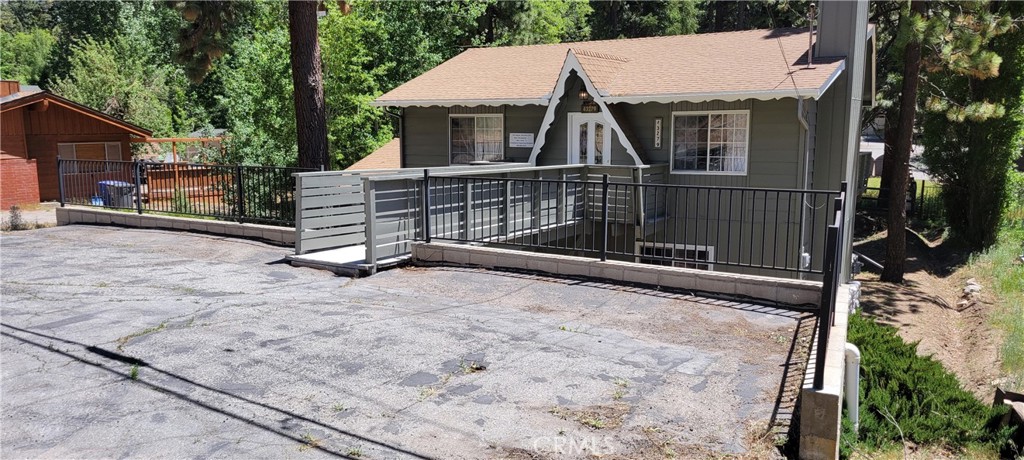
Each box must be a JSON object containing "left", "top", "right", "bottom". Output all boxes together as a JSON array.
[{"left": 528, "top": 50, "right": 642, "bottom": 166}]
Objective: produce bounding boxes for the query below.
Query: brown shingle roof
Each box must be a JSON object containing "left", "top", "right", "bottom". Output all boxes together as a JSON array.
[
  {"left": 375, "top": 28, "right": 845, "bottom": 107},
  {"left": 346, "top": 139, "right": 401, "bottom": 171}
]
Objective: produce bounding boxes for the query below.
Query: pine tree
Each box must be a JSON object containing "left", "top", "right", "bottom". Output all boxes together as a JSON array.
[
  {"left": 880, "top": 0, "right": 1012, "bottom": 282},
  {"left": 921, "top": 1, "right": 1023, "bottom": 249}
]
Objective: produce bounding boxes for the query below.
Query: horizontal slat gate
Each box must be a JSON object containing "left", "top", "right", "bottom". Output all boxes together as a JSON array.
[{"left": 295, "top": 174, "right": 365, "bottom": 254}]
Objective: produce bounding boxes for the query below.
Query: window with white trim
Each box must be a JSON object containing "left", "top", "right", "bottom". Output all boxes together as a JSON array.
[
  {"left": 638, "top": 243, "right": 714, "bottom": 270},
  {"left": 671, "top": 111, "right": 749, "bottom": 174},
  {"left": 450, "top": 115, "right": 503, "bottom": 164},
  {"left": 58, "top": 142, "right": 123, "bottom": 173}
]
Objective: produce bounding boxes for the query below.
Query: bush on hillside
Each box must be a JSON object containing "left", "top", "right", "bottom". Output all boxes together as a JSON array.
[{"left": 841, "top": 314, "right": 1016, "bottom": 456}]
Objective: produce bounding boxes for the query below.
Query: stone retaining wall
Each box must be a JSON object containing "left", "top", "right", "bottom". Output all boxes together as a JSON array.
[
  {"left": 56, "top": 206, "right": 294, "bottom": 246},
  {"left": 411, "top": 241, "right": 822, "bottom": 307}
]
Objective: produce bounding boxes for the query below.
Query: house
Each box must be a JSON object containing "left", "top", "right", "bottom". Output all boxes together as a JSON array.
[
  {"left": 368, "top": 1, "right": 872, "bottom": 279},
  {"left": 0, "top": 80, "right": 152, "bottom": 207},
  {"left": 290, "top": 5, "right": 870, "bottom": 457}
]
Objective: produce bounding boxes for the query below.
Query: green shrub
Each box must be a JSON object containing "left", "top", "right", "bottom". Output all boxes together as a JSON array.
[
  {"left": 5, "top": 205, "right": 27, "bottom": 231},
  {"left": 1004, "top": 170, "right": 1024, "bottom": 229},
  {"left": 842, "top": 314, "right": 1015, "bottom": 455}
]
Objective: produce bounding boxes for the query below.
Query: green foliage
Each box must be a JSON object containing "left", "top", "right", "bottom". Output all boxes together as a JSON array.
[
  {"left": 215, "top": 22, "right": 296, "bottom": 166},
  {"left": 167, "top": 1, "right": 252, "bottom": 84},
  {"left": 699, "top": 0, "right": 810, "bottom": 33},
  {"left": 921, "top": 1, "right": 1024, "bottom": 250},
  {"left": 843, "top": 314, "right": 1014, "bottom": 454},
  {"left": 355, "top": 1, "right": 487, "bottom": 92},
  {"left": 511, "top": 0, "right": 592, "bottom": 45},
  {"left": 0, "top": 28, "right": 55, "bottom": 84},
  {"left": 589, "top": 0, "right": 699, "bottom": 40},
  {"left": 1005, "top": 170, "right": 1024, "bottom": 228},
  {"left": 44, "top": 0, "right": 125, "bottom": 82},
  {"left": 0, "top": 0, "right": 52, "bottom": 33},
  {"left": 966, "top": 226, "right": 1024, "bottom": 392},
  {"left": 319, "top": 2, "right": 392, "bottom": 168},
  {"left": 473, "top": 0, "right": 593, "bottom": 46},
  {"left": 50, "top": 37, "right": 174, "bottom": 136}
]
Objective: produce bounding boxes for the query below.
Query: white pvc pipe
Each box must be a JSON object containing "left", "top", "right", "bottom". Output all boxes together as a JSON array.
[
  {"left": 845, "top": 342, "right": 862, "bottom": 433},
  {"left": 797, "top": 97, "right": 813, "bottom": 277}
]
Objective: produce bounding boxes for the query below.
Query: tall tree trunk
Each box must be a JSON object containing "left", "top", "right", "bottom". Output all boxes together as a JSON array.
[
  {"left": 288, "top": 0, "right": 329, "bottom": 170},
  {"left": 880, "top": 0, "right": 925, "bottom": 283}
]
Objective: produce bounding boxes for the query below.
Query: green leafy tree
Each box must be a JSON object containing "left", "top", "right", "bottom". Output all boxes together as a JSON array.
[
  {"left": 356, "top": 0, "right": 489, "bottom": 92},
  {"left": 921, "top": 1, "right": 1024, "bottom": 249},
  {"left": 513, "top": 0, "right": 592, "bottom": 44},
  {"left": 474, "top": 0, "right": 592, "bottom": 46},
  {"left": 0, "top": 28, "right": 55, "bottom": 84},
  {"left": 50, "top": 37, "right": 173, "bottom": 136},
  {"left": 216, "top": 25, "right": 296, "bottom": 166},
  {"left": 881, "top": 0, "right": 1014, "bottom": 282},
  {"left": 170, "top": 0, "right": 327, "bottom": 169},
  {"left": 0, "top": 0, "right": 52, "bottom": 33},
  {"left": 588, "top": 0, "right": 699, "bottom": 40},
  {"left": 319, "top": 3, "right": 392, "bottom": 168},
  {"left": 43, "top": 0, "right": 125, "bottom": 83},
  {"left": 699, "top": 0, "right": 810, "bottom": 32}
]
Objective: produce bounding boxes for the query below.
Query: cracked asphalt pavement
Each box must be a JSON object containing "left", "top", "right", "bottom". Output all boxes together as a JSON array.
[{"left": 1, "top": 225, "right": 811, "bottom": 459}]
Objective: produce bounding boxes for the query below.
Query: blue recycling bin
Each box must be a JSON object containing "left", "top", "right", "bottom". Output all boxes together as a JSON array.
[{"left": 98, "top": 180, "right": 134, "bottom": 208}]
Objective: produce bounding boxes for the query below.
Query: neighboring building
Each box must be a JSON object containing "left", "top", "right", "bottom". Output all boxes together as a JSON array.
[
  {"left": 371, "top": 2, "right": 873, "bottom": 277},
  {"left": 0, "top": 80, "right": 152, "bottom": 206},
  {"left": 347, "top": 138, "right": 401, "bottom": 171}
]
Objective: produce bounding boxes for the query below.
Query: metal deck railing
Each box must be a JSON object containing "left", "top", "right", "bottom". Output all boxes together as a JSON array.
[{"left": 58, "top": 158, "right": 312, "bottom": 226}]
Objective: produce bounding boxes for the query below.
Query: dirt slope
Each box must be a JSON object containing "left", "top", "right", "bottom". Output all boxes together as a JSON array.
[{"left": 852, "top": 231, "right": 1003, "bottom": 400}]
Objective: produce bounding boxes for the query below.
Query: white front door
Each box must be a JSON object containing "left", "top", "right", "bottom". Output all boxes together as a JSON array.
[{"left": 567, "top": 112, "right": 611, "bottom": 165}]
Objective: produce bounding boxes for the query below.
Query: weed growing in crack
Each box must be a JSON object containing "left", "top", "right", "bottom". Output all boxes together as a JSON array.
[{"left": 298, "top": 433, "right": 321, "bottom": 452}]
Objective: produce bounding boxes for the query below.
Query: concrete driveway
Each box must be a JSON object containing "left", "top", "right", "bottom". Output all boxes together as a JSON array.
[{"left": 1, "top": 226, "right": 811, "bottom": 459}]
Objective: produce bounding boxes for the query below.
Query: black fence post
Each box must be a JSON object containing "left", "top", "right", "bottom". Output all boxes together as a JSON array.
[
  {"left": 422, "top": 169, "right": 431, "bottom": 243},
  {"left": 600, "top": 173, "right": 609, "bottom": 262},
  {"left": 235, "top": 164, "right": 245, "bottom": 220},
  {"left": 919, "top": 181, "right": 927, "bottom": 219},
  {"left": 134, "top": 161, "right": 144, "bottom": 215},
  {"left": 814, "top": 224, "right": 840, "bottom": 390},
  {"left": 908, "top": 179, "right": 918, "bottom": 217},
  {"left": 57, "top": 156, "right": 66, "bottom": 207}
]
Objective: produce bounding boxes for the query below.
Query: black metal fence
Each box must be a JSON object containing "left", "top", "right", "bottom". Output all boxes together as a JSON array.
[
  {"left": 814, "top": 184, "right": 847, "bottom": 390},
  {"left": 858, "top": 181, "right": 944, "bottom": 224},
  {"left": 422, "top": 172, "right": 842, "bottom": 275},
  {"left": 58, "top": 158, "right": 312, "bottom": 226}
]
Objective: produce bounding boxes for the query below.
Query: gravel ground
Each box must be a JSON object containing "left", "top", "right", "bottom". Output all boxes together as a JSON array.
[{"left": 1, "top": 225, "right": 811, "bottom": 459}]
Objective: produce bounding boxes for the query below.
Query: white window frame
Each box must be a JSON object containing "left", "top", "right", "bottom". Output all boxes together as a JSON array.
[
  {"left": 58, "top": 142, "right": 123, "bottom": 173},
  {"left": 670, "top": 110, "right": 750, "bottom": 176},
  {"left": 636, "top": 242, "right": 715, "bottom": 271},
  {"left": 448, "top": 114, "right": 505, "bottom": 165}
]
